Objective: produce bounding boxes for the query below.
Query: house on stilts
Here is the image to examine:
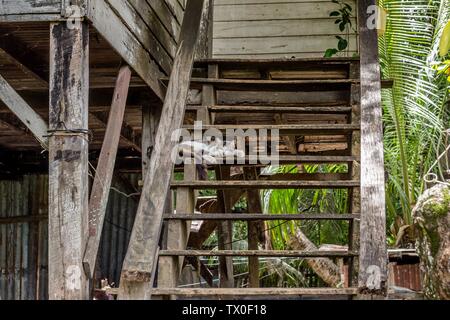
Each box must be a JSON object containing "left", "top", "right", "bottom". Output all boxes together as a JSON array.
[{"left": 0, "top": 0, "right": 388, "bottom": 300}]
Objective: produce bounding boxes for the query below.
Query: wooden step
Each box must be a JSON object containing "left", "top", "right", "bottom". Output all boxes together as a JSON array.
[
  {"left": 159, "top": 250, "right": 358, "bottom": 258},
  {"left": 164, "top": 213, "right": 359, "bottom": 221},
  {"left": 194, "top": 57, "right": 359, "bottom": 68},
  {"left": 152, "top": 287, "right": 358, "bottom": 297},
  {"left": 105, "top": 287, "right": 359, "bottom": 297},
  {"left": 171, "top": 180, "right": 359, "bottom": 190},
  {"left": 178, "top": 155, "right": 357, "bottom": 165},
  {"left": 182, "top": 124, "right": 359, "bottom": 135},
  {"left": 162, "top": 77, "right": 355, "bottom": 91},
  {"left": 187, "top": 105, "right": 353, "bottom": 114}
]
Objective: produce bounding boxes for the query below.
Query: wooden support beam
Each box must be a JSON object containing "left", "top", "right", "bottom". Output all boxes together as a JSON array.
[
  {"left": 195, "top": 0, "right": 214, "bottom": 60},
  {"left": 0, "top": 74, "right": 48, "bottom": 147},
  {"left": 358, "top": 0, "right": 388, "bottom": 297},
  {"left": 0, "top": 28, "right": 141, "bottom": 151},
  {"left": 141, "top": 103, "right": 162, "bottom": 176},
  {"left": 160, "top": 250, "right": 357, "bottom": 258},
  {"left": 83, "top": 66, "right": 132, "bottom": 279},
  {"left": 118, "top": 0, "right": 206, "bottom": 300},
  {"left": 348, "top": 62, "right": 361, "bottom": 288},
  {"left": 0, "top": 215, "right": 48, "bottom": 225},
  {"left": 165, "top": 213, "right": 360, "bottom": 221},
  {"left": 215, "top": 166, "right": 235, "bottom": 288},
  {"left": 48, "top": 21, "right": 90, "bottom": 300},
  {"left": 90, "top": 111, "right": 141, "bottom": 152},
  {"left": 158, "top": 163, "right": 195, "bottom": 290},
  {"left": 244, "top": 167, "right": 263, "bottom": 288}
]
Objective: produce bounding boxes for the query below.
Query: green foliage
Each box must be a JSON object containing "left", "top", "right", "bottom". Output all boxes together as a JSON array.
[
  {"left": 325, "top": 0, "right": 356, "bottom": 57},
  {"left": 262, "top": 164, "right": 349, "bottom": 250},
  {"left": 439, "top": 20, "right": 450, "bottom": 57},
  {"left": 379, "top": 0, "right": 450, "bottom": 246}
]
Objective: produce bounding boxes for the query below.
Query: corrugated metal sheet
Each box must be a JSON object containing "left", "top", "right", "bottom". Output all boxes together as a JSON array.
[
  {"left": 97, "top": 175, "right": 139, "bottom": 286},
  {"left": 0, "top": 175, "right": 48, "bottom": 300},
  {"left": 389, "top": 263, "right": 422, "bottom": 292},
  {"left": 0, "top": 174, "right": 140, "bottom": 300}
]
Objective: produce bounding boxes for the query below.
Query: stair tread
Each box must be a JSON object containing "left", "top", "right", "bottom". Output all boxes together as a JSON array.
[
  {"left": 159, "top": 250, "right": 358, "bottom": 257},
  {"left": 195, "top": 57, "right": 359, "bottom": 66},
  {"left": 152, "top": 287, "right": 358, "bottom": 296},
  {"left": 182, "top": 124, "right": 359, "bottom": 135},
  {"left": 105, "top": 287, "right": 358, "bottom": 296},
  {"left": 201, "top": 105, "right": 353, "bottom": 114},
  {"left": 171, "top": 180, "right": 359, "bottom": 189},
  {"left": 162, "top": 77, "right": 356, "bottom": 91},
  {"left": 164, "top": 213, "right": 359, "bottom": 221},
  {"left": 176, "top": 155, "right": 357, "bottom": 164}
]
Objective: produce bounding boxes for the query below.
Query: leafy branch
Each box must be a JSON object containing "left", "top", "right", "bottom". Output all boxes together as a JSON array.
[{"left": 324, "top": 0, "right": 356, "bottom": 58}]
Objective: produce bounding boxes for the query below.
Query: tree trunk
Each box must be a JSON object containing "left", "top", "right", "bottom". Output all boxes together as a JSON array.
[
  {"left": 412, "top": 184, "right": 450, "bottom": 300},
  {"left": 288, "top": 229, "right": 343, "bottom": 287}
]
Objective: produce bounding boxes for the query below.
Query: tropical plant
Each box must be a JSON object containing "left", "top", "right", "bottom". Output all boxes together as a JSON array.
[
  {"left": 379, "top": 0, "right": 450, "bottom": 246},
  {"left": 325, "top": 0, "right": 357, "bottom": 57}
]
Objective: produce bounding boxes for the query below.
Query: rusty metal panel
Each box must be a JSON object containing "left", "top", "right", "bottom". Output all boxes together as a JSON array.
[
  {"left": 0, "top": 175, "right": 48, "bottom": 300},
  {"left": 389, "top": 262, "right": 422, "bottom": 292},
  {"left": 97, "top": 175, "right": 139, "bottom": 287},
  {"left": 0, "top": 174, "right": 140, "bottom": 299}
]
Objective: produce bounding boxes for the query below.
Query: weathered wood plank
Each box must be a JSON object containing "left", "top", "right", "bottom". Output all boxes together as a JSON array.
[
  {"left": 214, "top": 35, "right": 357, "bottom": 56},
  {"left": 118, "top": 0, "right": 206, "bottom": 300},
  {"left": 357, "top": 0, "right": 387, "bottom": 297},
  {"left": 106, "top": 0, "right": 174, "bottom": 72},
  {"left": 348, "top": 63, "right": 361, "bottom": 288},
  {"left": 195, "top": 0, "right": 214, "bottom": 60},
  {"left": 127, "top": 0, "right": 178, "bottom": 58},
  {"left": 107, "top": 287, "right": 358, "bottom": 296},
  {"left": 165, "top": 0, "right": 185, "bottom": 25},
  {"left": 214, "top": 2, "right": 355, "bottom": 21},
  {"left": 171, "top": 180, "right": 360, "bottom": 189},
  {"left": 147, "top": 0, "right": 181, "bottom": 41},
  {"left": 160, "top": 250, "right": 358, "bottom": 257},
  {"left": 214, "top": 18, "right": 357, "bottom": 38},
  {"left": 0, "top": 0, "right": 61, "bottom": 15},
  {"left": 214, "top": 166, "right": 235, "bottom": 288},
  {"left": 48, "top": 21, "right": 89, "bottom": 300},
  {"left": 164, "top": 213, "right": 360, "bottom": 221},
  {"left": 182, "top": 124, "right": 359, "bottom": 136},
  {"left": 83, "top": 66, "right": 131, "bottom": 279},
  {"left": 158, "top": 164, "right": 195, "bottom": 289},
  {"left": 244, "top": 167, "right": 262, "bottom": 288},
  {"left": 0, "top": 74, "right": 48, "bottom": 147}
]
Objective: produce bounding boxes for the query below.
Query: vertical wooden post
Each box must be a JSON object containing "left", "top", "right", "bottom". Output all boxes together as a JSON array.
[
  {"left": 48, "top": 21, "right": 89, "bottom": 300},
  {"left": 243, "top": 167, "right": 262, "bottom": 288},
  {"left": 195, "top": 0, "right": 214, "bottom": 60},
  {"left": 358, "top": 0, "right": 388, "bottom": 297},
  {"left": 348, "top": 62, "right": 361, "bottom": 288},
  {"left": 142, "top": 102, "right": 162, "bottom": 178},
  {"left": 215, "top": 166, "right": 235, "bottom": 288}
]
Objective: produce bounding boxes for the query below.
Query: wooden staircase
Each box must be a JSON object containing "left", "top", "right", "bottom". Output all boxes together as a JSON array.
[
  {"left": 115, "top": 0, "right": 387, "bottom": 301},
  {"left": 153, "top": 57, "right": 363, "bottom": 299}
]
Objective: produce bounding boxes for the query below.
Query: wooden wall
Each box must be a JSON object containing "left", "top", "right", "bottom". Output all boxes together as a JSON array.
[
  {"left": 87, "top": 0, "right": 186, "bottom": 99},
  {"left": 89, "top": 0, "right": 185, "bottom": 76},
  {"left": 213, "top": 0, "right": 358, "bottom": 58}
]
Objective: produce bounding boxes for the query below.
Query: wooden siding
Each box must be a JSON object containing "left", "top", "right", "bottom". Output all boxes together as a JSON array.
[
  {"left": 87, "top": 0, "right": 185, "bottom": 99},
  {"left": 213, "top": 0, "right": 358, "bottom": 58},
  {"left": 0, "top": 0, "right": 63, "bottom": 22},
  {"left": 0, "top": 0, "right": 185, "bottom": 99}
]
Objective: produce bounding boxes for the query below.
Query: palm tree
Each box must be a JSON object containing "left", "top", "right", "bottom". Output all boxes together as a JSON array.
[{"left": 379, "top": 0, "right": 450, "bottom": 246}]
